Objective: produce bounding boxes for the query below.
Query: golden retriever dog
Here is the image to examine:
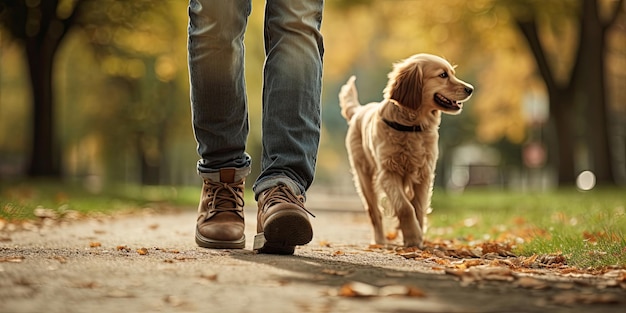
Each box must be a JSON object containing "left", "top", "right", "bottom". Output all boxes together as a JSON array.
[{"left": 339, "top": 54, "right": 473, "bottom": 248}]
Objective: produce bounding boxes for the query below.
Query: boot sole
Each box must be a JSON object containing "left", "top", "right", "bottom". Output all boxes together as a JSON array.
[
  {"left": 253, "top": 210, "right": 313, "bottom": 255},
  {"left": 195, "top": 229, "right": 246, "bottom": 249}
]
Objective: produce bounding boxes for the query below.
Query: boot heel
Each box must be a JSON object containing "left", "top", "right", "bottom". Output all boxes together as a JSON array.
[{"left": 253, "top": 232, "right": 295, "bottom": 255}]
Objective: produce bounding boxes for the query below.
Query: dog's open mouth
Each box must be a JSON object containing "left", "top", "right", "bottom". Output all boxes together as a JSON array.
[{"left": 434, "top": 93, "right": 462, "bottom": 111}]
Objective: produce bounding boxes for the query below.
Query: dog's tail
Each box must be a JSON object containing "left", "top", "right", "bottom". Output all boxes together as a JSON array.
[{"left": 338, "top": 75, "right": 360, "bottom": 121}]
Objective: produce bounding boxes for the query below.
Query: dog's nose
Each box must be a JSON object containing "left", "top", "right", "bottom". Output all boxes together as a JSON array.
[{"left": 464, "top": 86, "right": 473, "bottom": 95}]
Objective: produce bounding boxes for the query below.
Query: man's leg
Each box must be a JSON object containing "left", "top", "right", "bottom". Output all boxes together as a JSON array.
[
  {"left": 188, "top": 0, "right": 252, "bottom": 249},
  {"left": 253, "top": 0, "right": 324, "bottom": 254}
]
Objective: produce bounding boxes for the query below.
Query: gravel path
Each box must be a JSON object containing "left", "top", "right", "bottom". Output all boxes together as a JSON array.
[{"left": 1, "top": 205, "right": 624, "bottom": 313}]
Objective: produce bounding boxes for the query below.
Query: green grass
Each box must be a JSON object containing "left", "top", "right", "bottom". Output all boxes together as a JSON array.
[
  {"left": 0, "top": 180, "right": 200, "bottom": 221},
  {"left": 430, "top": 188, "right": 626, "bottom": 269}
]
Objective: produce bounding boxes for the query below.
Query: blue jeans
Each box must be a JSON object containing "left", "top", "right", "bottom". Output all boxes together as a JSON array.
[{"left": 188, "top": 0, "right": 324, "bottom": 198}]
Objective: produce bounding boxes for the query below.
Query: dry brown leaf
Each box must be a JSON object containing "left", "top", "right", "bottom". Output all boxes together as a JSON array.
[
  {"left": 0, "top": 256, "right": 25, "bottom": 263},
  {"left": 117, "top": 245, "right": 131, "bottom": 252},
  {"left": 379, "top": 285, "right": 426, "bottom": 297},
  {"left": 318, "top": 240, "right": 332, "bottom": 247},
  {"left": 137, "top": 247, "right": 149, "bottom": 255},
  {"left": 537, "top": 254, "right": 566, "bottom": 266},
  {"left": 89, "top": 242, "right": 101, "bottom": 248},
  {"left": 338, "top": 282, "right": 379, "bottom": 297},
  {"left": 385, "top": 231, "right": 398, "bottom": 241},
  {"left": 458, "top": 259, "right": 483, "bottom": 269},
  {"left": 399, "top": 251, "right": 421, "bottom": 259},
  {"left": 50, "top": 256, "right": 67, "bottom": 264},
  {"left": 521, "top": 254, "right": 539, "bottom": 267},
  {"left": 332, "top": 250, "right": 345, "bottom": 256}
]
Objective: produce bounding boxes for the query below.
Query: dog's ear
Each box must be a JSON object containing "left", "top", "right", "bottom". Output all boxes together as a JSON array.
[{"left": 384, "top": 60, "right": 423, "bottom": 110}]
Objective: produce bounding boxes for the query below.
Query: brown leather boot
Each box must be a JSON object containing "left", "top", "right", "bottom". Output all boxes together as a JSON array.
[
  {"left": 195, "top": 168, "right": 245, "bottom": 249},
  {"left": 253, "top": 184, "right": 315, "bottom": 255}
]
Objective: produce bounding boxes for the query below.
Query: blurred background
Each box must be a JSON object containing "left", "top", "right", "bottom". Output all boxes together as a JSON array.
[{"left": 0, "top": 0, "right": 625, "bottom": 193}]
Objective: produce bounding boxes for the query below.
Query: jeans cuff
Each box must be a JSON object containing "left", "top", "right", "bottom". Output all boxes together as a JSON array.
[
  {"left": 198, "top": 167, "right": 251, "bottom": 182},
  {"left": 253, "top": 175, "right": 304, "bottom": 200}
]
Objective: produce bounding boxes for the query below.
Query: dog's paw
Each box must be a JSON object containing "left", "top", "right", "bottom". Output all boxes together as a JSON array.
[{"left": 403, "top": 239, "right": 424, "bottom": 250}]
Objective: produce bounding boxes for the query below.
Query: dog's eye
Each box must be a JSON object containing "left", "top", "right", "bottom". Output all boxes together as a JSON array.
[{"left": 439, "top": 72, "right": 448, "bottom": 78}]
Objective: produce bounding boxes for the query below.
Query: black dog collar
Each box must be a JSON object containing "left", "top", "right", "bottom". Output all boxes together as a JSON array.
[{"left": 382, "top": 118, "right": 423, "bottom": 132}]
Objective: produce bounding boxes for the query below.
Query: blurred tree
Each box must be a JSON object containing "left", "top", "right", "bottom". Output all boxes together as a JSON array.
[
  {"left": 76, "top": 1, "right": 184, "bottom": 185},
  {"left": 509, "top": 0, "right": 624, "bottom": 185},
  {"left": 0, "top": 0, "right": 176, "bottom": 182},
  {"left": 0, "top": 0, "right": 84, "bottom": 177}
]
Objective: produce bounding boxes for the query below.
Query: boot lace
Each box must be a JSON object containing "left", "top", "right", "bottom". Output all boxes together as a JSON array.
[
  {"left": 204, "top": 180, "right": 245, "bottom": 214},
  {"left": 262, "top": 185, "right": 315, "bottom": 218}
]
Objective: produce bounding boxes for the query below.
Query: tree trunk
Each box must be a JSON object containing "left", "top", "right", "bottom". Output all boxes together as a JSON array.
[
  {"left": 574, "top": 0, "right": 615, "bottom": 185},
  {"left": 549, "top": 93, "right": 577, "bottom": 185},
  {"left": 25, "top": 24, "right": 62, "bottom": 177}
]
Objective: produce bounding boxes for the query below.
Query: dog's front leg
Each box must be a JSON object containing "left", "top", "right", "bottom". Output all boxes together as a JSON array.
[
  {"left": 411, "top": 179, "right": 434, "bottom": 237},
  {"left": 355, "top": 173, "right": 385, "bottom": 245},
  {"left": 379, "top": 172, "right": 423, "bottom": 248}
]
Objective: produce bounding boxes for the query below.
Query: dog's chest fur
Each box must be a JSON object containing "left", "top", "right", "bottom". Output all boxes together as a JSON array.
[
  {"left": 373, "top": 103, "right": 440, "bottom": 184},
  {"left": 379, "top": 125, "right": 438, "bottom": 182}
]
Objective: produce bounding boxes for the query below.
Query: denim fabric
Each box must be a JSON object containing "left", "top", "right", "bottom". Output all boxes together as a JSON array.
[{"left": 187, "top": 0, "right": 324, "bottom": 197}]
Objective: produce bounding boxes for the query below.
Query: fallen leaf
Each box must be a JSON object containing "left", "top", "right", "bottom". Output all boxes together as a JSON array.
[
  {"left": 50, "top": 256, "right": 67, "bottom": 264},
  {"left": 318, "top": 240, "right": 332, "bottom": 247},
  {"left": 379, "top": 285, "right": 426, "bottom": 297},
  {"left": 537, "top": 254, "right": 566, "bottom": 266},
  {"left": 455, "top": 259, "right": 483, "bottom": 270},
  {"left": 338, "top": 282, "right": 379, "bottom": 297},
  {"left": 399, "top": 251, "right": 421, "bottom": 259},
  {"left": 368, "top": 244, "right": 385, "bottom": 249},
  {"left": 385, "top": 231, "right": 398, "bottom": 241},
  {"left": 0, "top": 256, "right": 25, "bottom": 263},
  {"left": 337, "top": 282, "right": 426, "bottom": 298},
  {"left": 332, "top": 250, "right": 345, "bottom": 256},
  {"left": 89, "top": 242, "right": 101, "bottom": 248},
  {"left": 137, "top": 247, "right": 149, "bottom": 255},
  {"left": 117, "top": 245, "right": 131, "bottom": 252}
]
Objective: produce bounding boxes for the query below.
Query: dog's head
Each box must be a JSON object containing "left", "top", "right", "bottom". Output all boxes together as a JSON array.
[{"left": 383, "top": 54, "right": 474, "bottom": 115}]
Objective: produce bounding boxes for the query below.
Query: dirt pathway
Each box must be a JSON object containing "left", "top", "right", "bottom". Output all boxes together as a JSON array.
[{"left": 1, "top": 206, "right": 624, "bottom": 313}]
